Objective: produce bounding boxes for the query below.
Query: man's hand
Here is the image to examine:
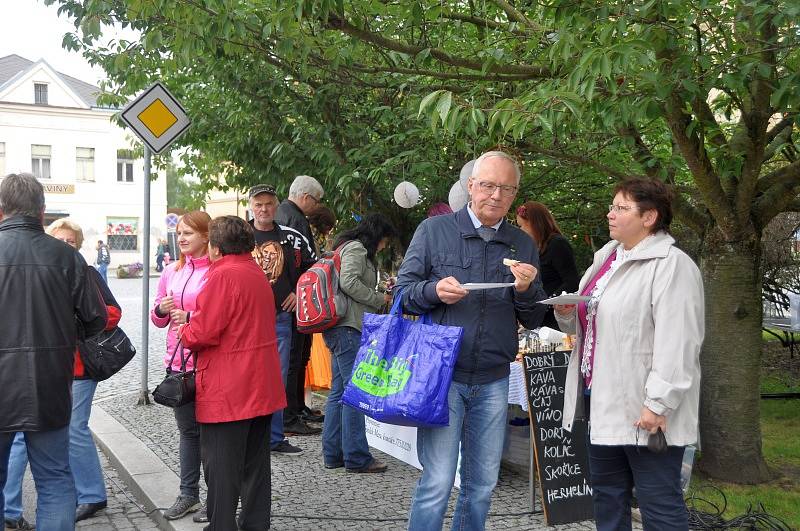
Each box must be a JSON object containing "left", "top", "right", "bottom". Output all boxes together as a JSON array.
[
  {"left": 634, "top": 406, "right": 667, "bottom": 434},
  {"left": 281, "top": 292, "right": 297, "bottom": 312},
  {"left": 436, "top": 277, "right": 468, "bottom": 304},
  {"left": 510, "top": 262, "right": 538, "bottom": 292}
]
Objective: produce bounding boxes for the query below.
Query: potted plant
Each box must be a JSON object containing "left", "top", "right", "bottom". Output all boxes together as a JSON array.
[{"left": 116, "top": 262, "right": 144, "bottom": 279}]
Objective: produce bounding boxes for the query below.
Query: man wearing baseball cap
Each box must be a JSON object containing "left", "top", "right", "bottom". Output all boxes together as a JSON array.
[{"left": 248, "top": 184, "right": 318, "bottom": 456}]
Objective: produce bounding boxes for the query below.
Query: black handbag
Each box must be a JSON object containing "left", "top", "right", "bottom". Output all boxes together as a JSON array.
[
  {"left": 152, "top": 342, "right": 196, "bottom": 408},
  {"left": 79, "top": 327, "right": 136, "bottom": 381}
]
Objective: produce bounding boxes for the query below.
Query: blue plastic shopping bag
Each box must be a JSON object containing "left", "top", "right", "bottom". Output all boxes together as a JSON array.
[{"left": 342, "top": 293, "right": 463, "bottom": 428}]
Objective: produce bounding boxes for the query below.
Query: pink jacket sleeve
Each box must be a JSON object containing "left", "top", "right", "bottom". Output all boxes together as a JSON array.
[{"left": 151, "top": 266, "right": 172, "bottom": 328}]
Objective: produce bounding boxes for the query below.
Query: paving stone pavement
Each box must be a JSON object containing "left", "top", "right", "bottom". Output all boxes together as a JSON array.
[{"left": 95, "top": 277, "right": 607, "bottom": 530}]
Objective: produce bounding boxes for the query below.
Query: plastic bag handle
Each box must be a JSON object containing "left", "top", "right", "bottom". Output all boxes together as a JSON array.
[{"left": 390, "top": 287, "right": 433, "bottom": 325}]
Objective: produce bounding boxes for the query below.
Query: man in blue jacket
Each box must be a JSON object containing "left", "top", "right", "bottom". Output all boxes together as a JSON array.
[{"left": 397, "top": 151, "right": 547, "bottom": 531}]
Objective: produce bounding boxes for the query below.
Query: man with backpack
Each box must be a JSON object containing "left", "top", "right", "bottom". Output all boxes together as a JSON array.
[
  {"left": 275, "top": 175, "right": 327, "bottom": 430},
  {"left": 95, "top": 239, "right": 111, "bottom": 283},
  {"left": 248, "top": 184, "right": 318, "bottom": 454}
]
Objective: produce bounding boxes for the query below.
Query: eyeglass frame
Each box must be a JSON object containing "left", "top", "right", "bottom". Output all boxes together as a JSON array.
[
  {"left": 473, "top": 180, "right": 518, "bottom": 197},
  {"left": 608, "top": 204, "right": 640, "bottom": 213},
  {"left": 305, "top": 193, "right": 320, "bottom": 205}
]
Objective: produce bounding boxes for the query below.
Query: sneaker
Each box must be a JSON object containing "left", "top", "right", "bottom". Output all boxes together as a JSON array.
[
  {"left": 271, "top": 440, "right": 303, "bottom": 455},
  {"left": 192, "top": 504, "right": 208, "bottom": 523},
  {"left": 346, "top": 458, "right": 388, "bottom": 474},
  {"left": 163, "top": 495, "right": 201, "bottom": 520},
  {"left": 283, "top": 420, "right": 321, "bottom": 436},
  {"left": 4, "top": 517, "right": 34, "bottom": 530}
]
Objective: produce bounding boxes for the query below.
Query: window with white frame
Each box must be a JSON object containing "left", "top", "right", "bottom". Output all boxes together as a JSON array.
[
  {"left": 116, "top": 149, "right": 134, "bottom": 183},
  {"left": 34, "top": 83, "right": 48, "bottom": 105},
  {"left": 107, "top": 217, "right": 139, "bottom": 251},
  {"left": 31, "top": 144, "right": 51, "bottom": 179},
  {"left": 0, "top": 143, "right": 5, "bottom": 176},
  {"left": 76, "top": 147, "right": 95, "bottom": 182}
]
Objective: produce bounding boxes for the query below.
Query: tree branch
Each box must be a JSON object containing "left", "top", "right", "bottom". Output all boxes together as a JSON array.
[
  {"left": 755, "top": 174, "right": 800, "bottom": 228},
  {"left": 756, "top": 158, "right": 800, "bottom": 196},
  {"left": 441, "top": 11, "right": 527, "bottom": 36},
  {"left": 491, "top": 0, "right": 543, "bottom": 32},
  {"left": 326, "top": 14, "right": 551, "bottom": 77}
]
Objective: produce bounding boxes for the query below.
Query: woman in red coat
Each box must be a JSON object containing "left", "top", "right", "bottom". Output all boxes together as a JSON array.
[{"left": 179, "top": 215, "right": 285, "bottom": 531}]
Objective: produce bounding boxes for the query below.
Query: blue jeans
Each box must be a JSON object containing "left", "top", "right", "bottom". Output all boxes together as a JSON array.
[
  {"left": 321, "top": 326, "right": 372, "bottom": 469},
  {"left": 588, "top": 444, "right": 687, "bottom": 530},
  {"left": 407, "top": 376, "right": 509, "bottom": 531},
  {"left": 70, "top": 379, "right": 106, "bottom": 504},
  {"left": 96, "top": 263, "right": 108, "bottom": 283},
  {"left": 0, "top": 426, "right": 76, "bottom": 531},
  {"left": 270, "top": 311, "right": 293, "bottom": 448},
  {"left": 2, "top": 433, "right": 26, "bottom": 520}
]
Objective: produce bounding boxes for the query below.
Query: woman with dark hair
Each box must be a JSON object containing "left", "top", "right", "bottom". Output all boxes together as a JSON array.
[
  {"left": 151, "top": 210, "right": 211, "bottom": 522},
  {"left": 179, "top": 215, "right": 285, "bottom": 531},
  {"left": 554, "top": 180, "right": 704, "bottom": 530},
  {"left": 516, "top": 201, "right": 580, "bottom": 329},
  {"left": 307, "top": 204, "right": 337, "bottom": 252},
  {"left": 322, "top": 213, "right": 397, "bottom": 473}
]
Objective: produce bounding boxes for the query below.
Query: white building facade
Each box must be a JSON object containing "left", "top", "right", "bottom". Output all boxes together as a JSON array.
[{"left": 0, "top": 54, "right": 167, "bottom": 267}]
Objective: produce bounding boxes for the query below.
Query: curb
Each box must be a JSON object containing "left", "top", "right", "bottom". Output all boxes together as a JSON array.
[{"left": 89, "top": 405, "right": 198, "bottom": 531}]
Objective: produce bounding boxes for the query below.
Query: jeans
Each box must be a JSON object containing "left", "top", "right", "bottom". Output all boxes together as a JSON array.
[
  {"left": 407, "top": 376, "right": 509, "bottom": 531},
  {"left": 0, "top": 427, "right": 76, "bottom": 531},
  {"left": 321, "top": 326, "right": 372, "bottom": 469},
  {"left": 3, "top": 380, "right": 105, "bottom": 520},
  {"left": 270, "top": 311, "right": 293, "bottom": 448},
  {"left": 285, "top": 327, "right": 308, "bottom": 425},
  {"left": 588, "top": 444, "right": 687, "bottom": 530},
  {"left": 96, "top": 263, "right": 108, "bottom": 284},
  {"left": 173, "top": 401, "right": 201, "bottom": 499},
  {"left": 70, "top": 379, "right": 106, "bottom": 504}
]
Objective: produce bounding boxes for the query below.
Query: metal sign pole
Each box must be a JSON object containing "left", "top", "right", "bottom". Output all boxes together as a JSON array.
[{"left": 137, "top": 147, "right": 152, "bottom": 405}]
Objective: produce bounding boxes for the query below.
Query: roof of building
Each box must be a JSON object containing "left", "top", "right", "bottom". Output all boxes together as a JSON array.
[{"left": 0, "top": 54, "right": 103, "bottom": 107}]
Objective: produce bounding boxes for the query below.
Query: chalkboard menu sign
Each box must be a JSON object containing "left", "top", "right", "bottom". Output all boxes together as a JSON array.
[{"left": 523, "top": 349, "right": 594, "bottom": 525}]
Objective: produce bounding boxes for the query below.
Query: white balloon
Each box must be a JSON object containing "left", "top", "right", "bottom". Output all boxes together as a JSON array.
[
  {"left": 393, "top": 181, "right": 420, "bottom": 208},
  {"left": 459, "top": 159, "right": 476, "bottom": 191},
  {"left": 448, "top": 181, "right": 469, "bottom": 211}
]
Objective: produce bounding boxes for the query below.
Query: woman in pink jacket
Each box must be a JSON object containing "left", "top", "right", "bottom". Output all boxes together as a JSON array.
[{"left": 151, "top": 210, "right": 212, "bottom": 523}]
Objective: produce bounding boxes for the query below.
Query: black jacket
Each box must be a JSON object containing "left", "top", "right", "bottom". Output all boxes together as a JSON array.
[
  {"left": 397, "top": 208, "right": 548, "bottom": 384},
  {"left": 0, "top": 216, "right": 107, "bottom": 431},
  {"left": 539, "top": 233, "right": 580, "bottom": 329},
  {"left": 276, "top": 199, "right": 318, "bottom": 257}
]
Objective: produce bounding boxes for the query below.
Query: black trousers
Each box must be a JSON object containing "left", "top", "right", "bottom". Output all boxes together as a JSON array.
[
  {"left": 200, "top": 415, "right": 272, "bottom": 531},
  {"left": 285, "top": 328, "right": 311, "bottom": 423}
]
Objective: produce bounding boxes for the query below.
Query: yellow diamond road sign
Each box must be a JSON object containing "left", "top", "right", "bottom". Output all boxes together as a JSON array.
[{"left": 120, "top": 82, "right": 190, "bottom": 154}]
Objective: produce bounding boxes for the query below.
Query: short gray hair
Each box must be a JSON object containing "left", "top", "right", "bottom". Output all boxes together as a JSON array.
[
  {"left": 288, "top": 175, "right": 324, "bottom": 200},
  {"left": 472, "top": 151, "right": 521, "bottom": 185},
  {"left": 0, "top": 173, "right": 45, "bottom": 217}
]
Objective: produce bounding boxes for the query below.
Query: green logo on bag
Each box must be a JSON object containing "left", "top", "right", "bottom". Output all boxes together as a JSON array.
[{"left": 351, "top": 340, "right": 414, "bottom": 397}]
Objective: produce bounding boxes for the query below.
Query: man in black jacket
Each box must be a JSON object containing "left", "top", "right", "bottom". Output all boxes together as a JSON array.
[
  {"left": 275, "top": 175, "right": 325, "bottom": 431},
  {"left": 396, "top": 152, "right": 547, "bottom": 530},
  {"left": 0, "top": 173, "right": 107, "bottom": 531}
]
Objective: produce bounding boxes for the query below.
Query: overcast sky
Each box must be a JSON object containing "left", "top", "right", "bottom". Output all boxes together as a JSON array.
[{"left": 0, "top": 0, "right": 133, "bottom": 86}]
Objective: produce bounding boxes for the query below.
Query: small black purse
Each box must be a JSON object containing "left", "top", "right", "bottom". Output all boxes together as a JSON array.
[
  {"left": 79, "top": 327, "right": 136, "bottom": 381},
  {"left": 152, "top": 342, "right": 196, "bottom": 408}
]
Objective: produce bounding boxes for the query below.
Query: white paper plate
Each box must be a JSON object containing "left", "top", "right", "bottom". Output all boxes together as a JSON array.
[
  {"left": 461, "top": 282, "right": 516, "bottom": 291},
  {"left": 537, "top": 294, "right": 591, "bottom": 305}
]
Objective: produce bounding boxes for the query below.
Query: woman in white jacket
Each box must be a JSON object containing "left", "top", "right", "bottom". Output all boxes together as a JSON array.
[{"left": 555, "top": 179, "right": 704, "bottom": 531}]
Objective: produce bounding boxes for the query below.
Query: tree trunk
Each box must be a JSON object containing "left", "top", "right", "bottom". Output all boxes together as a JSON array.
[{"left": 697, "top": 235, "right": 772, "bottom": 483}]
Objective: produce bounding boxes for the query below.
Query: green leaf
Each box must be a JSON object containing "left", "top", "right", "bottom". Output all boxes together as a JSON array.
[
  {"left": 436, "top": 91, "right": 452, "bottom": 126},
  {"left": 418, "top": 90, "right": 443, "bottom": 117}
]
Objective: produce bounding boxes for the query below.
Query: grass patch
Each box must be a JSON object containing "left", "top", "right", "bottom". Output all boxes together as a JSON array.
[{"left": 690, "top": 399, "right": 800, "bottom": 528}]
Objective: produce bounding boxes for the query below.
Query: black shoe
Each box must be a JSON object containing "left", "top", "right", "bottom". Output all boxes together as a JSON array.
[
  {"left": 75, "top": 500, "right": 107, "bottom": 522},
  {"left": 301, "top": 406, "right": 325, "bottom": 423},
  {"left": 4, "top": 517, "right": 34, "bottom": 530},
  {"left": 163, "top": 495, "right": 200, "bottom": 520},
  {"left": 324, "top": 461, "right": 344, "bottom": 469},
  {"left": 283, "top": 420, "right": 321, "bottom": 436},
  {"left": 192, "top": 504, "right": 208, "bottom": 523},
  {"left": 271, "top": 440, "right": 303, "bottom": 455}
]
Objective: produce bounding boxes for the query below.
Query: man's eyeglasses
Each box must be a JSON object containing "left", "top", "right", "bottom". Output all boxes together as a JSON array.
[
  {"left": 476, "top": 181, "right": 517, "bottom": 197},
  {"left": 306, "top": 193, "right": 320, "bottom": 205},
  {"left": 608, "top": 204, "right": 638, "bottom": 213}
]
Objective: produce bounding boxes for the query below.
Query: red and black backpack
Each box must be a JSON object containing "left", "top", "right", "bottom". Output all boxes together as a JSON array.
[{"left": 295, "top": 242, "right": 352, "bottom": 334}]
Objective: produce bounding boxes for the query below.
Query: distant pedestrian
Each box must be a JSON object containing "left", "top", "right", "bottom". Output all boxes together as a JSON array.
[
  {"left": 0, "top": 173, "right": 108, "bottom": 531},
  {"left": 95, "top": 239, "right": 111, "bottom": 283},
  {"left": 151, "top": 211, "right": 212, "bottom": 523},
  {"left": 179, "top": 215, "right": 285, "bottom": 531},
  {"left": 155, "top": 238, "right": 168, "bottom": 272},
  {"left": 276, "top": 175, "right": 326, "bottom": 430}
]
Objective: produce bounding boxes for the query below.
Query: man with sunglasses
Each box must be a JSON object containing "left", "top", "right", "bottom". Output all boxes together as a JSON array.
[{"left": 396, "top": 151, "right": 548, "bottom": 530}]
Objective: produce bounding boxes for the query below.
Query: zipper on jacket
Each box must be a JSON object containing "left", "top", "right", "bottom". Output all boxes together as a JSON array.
[{"left": 469, "top": 239, "right": 490, "bottom": 385}]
